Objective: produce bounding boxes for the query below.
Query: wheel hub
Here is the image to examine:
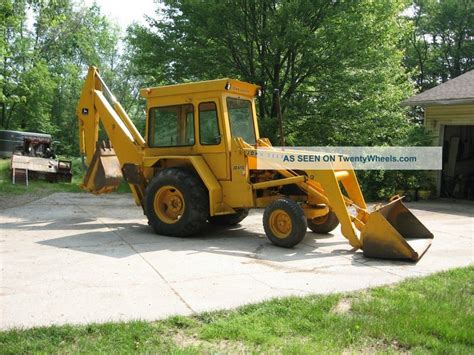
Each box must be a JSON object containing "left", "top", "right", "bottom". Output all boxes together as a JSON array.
[
  {"left": 269, "top": 209, "right": 292, "bottom": 239},
  {"left": 154, "top": 185, "right": 185, "bottom": 224}
]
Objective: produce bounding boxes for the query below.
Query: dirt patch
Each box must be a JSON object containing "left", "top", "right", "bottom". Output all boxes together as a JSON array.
[
  {"left": 172, "top": 331, "right": 248, "bottom": 352},
  {"left": 332, "top": 298, "right": 352, "bottom": 314},
  {"left": 172, "top": 331, "right": 204, "bottom": 348},
  {"left": 0, "top": 190, "right": 51, "bottom": 210},
  {"left": 343, "top": 339, "right": 409, "bottom": 354}
]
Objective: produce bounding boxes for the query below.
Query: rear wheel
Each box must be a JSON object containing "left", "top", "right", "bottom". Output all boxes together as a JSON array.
[
  {"left": 263, "top": 199, "right": 307, "bottom": 248},
  {"left": 208, "top": 209, "right": 249, "bottom": 226},
  {"left": 145, "top": 168, "right": 208, "bottom": 237},
  {"left": 307, "top": 211, "right": 339, "bottom": 234}
]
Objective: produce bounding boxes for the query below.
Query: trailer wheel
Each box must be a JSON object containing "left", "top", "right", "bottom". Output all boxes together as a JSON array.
[
  {"left": 307, "top": 211, "right": 339, "bottom": 234},
  {"left": 145, "top": 168, "right": 208, "bottom": 237},
  {"left": 208, "top": 209, "right": 249, "bottom": 226},
  {"left": 263, "top": 199, "right": 307, "bottom": 248}
]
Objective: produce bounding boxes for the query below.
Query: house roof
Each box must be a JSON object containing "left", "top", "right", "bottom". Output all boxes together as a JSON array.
[{"left": 401, "top": 70, "right": 474, "bottom": 107}]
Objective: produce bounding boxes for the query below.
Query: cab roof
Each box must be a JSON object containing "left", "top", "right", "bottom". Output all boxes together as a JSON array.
[{"left": 140, "top": 78, "right": 260, "bottom": 99}]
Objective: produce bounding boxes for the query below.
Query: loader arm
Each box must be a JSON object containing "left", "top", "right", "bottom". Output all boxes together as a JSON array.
[
  {"left": 250, "top": 139, "right": 433, "bottom": 260},
  {"left": 76, "top": 66, "right": 145, "bottom": 202}
]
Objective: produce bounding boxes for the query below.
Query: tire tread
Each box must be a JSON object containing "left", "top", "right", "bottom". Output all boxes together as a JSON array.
[
  {"left": 144, "top": 168, "right": 208, "bottom": 237},
  {"left": 263, "top": 198, "right": 307, "bottom": 248}
]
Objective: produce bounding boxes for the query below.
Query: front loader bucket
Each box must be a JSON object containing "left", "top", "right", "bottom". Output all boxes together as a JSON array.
[
  {"left": 361, "top": 198, "right": 433, "bottom": 261},
  {"left": 81, "top": 142, "right": 123, "bottom": 194}
]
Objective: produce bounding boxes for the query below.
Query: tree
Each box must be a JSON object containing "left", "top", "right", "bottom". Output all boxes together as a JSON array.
[
  {"left": 405, "top": 0, "right": 473, "bottom": 90},
  {"left": 0, "top": 0, "right": 122, "bottom": 155},
  {"left": 295, "top": 0, "right": 415, "bottom": 146},
  {"left": 0, "top": 0, "right": 30, "bottom": 130},
  {"left": 129, "top": 1, "right": 349, "bottom": 117},
  {"left": 127, "top": 0, "right": 414, "bottom": 144}
]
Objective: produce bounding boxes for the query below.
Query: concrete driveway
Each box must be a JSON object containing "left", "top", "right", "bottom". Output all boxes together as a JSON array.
[{"left": 0, "top": 193, "right": 472, "bottom": 329}]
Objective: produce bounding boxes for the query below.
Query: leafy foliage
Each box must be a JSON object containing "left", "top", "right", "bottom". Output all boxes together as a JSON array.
[
  {"left": 404, "top": 0, "right": 473, "bottom": 90},
  {"left": 0, "top": 0, "right": 126, "bottom": 155},
  {"left": 127, "top": 0, "right": 416, "bottom": 146}
]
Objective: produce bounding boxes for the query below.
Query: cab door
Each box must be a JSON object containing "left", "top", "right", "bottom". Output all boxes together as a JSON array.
[{"left": 196, "top": 98, "right": 230, "bottom": 180}]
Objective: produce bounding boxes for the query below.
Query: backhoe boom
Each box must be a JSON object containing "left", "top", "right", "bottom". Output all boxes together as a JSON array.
[{"left": 76, "top": 66, "right": 145, "bottom": 200}]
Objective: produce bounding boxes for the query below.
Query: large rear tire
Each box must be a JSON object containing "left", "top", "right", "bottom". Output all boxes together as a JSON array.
[
  {"left": 307, "top": 211, "right": 339, "bottom": 234},
  {"left": 263, "top": 199, "right": 307, "bottom": 248},
  {"left": 145, "top": 168, "right": 208, "bottom": 237},
  {"left": 208, "top": 208, "right": 249, "bottom": 226}
]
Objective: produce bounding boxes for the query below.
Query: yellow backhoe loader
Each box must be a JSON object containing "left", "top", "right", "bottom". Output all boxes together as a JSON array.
[{"left": 77, "top": 66, "right": 433, "bottom": 260}]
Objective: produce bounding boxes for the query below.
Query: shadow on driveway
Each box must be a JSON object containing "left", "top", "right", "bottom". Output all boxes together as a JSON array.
[
  {"left": 36, "top": 220, "right": 358, "bottom": 263},
  {"left": 5, "top": 197, "right": 468, "bottom": 265}
]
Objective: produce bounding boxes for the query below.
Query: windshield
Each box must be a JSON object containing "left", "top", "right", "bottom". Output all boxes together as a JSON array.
[{"left": 226, "top": 97, "right": 256, "bottom": 144}]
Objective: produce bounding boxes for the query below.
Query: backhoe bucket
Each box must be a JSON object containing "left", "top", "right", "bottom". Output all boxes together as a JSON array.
[
  {"left": 81, "top": 142, "right": 122, "bottom": 194},
  {"left": 361, "top": 198, "right": 433, "bottom": 261}
]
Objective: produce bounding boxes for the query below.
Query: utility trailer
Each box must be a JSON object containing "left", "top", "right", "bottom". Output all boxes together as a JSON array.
[{"left": 11, "top": 155, "right": 72, "bottom": 185}]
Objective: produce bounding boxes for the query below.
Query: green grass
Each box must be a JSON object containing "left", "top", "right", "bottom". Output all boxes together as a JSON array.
[
  {"left": 1, "top": 267, "right": 472, "bottom": 353},
  {"left": 0, "top": 158, "right": 130, "bottom": 195}
]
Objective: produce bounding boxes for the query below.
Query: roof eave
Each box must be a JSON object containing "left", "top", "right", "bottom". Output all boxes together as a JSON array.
[{"left": 401, "top": 98, "right": 474, "bottom": 107}]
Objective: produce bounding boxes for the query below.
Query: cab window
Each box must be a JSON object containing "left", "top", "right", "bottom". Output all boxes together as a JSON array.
[
  {"left": 226, "top": 97, "right": 256, "bottom": 144},
  {"left": 148, "top": 104, "right": 194, "bottom": 147},
  {"left": 199, "top": 102, "right": 220, "bottom": 145}
]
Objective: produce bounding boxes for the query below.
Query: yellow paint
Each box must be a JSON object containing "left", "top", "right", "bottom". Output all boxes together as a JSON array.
[
  {"left": 252, "top": 175, "right": 305, "bottom": 190},
  {"left": 76, "top": 66, "right": 433, "bottom": 260},
  {"left": 302, "top": 205, "right": 329, "bottom": 220},
  {"left": 269, "top": 209, "right": 292, "bottom": 239}
]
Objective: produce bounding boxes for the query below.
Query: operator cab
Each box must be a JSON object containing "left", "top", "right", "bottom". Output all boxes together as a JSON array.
[{"left": 140, "top": 78, "right": 261, "bottom": 150}]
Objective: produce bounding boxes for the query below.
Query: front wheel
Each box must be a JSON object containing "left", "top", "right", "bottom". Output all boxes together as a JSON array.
[
  {"left": 145, "top": 168, "right": 209, "bottom": 237},
  {"left": 263, "top": 199, "right": 307, "bottom": 248},
  {"left": 307, "top": 211, "right": 339, "bottom": 234}
]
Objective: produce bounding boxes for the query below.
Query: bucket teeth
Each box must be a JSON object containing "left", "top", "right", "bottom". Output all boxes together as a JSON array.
[{"left": 361, "top": 198, "right": 433, "bottom": 261}]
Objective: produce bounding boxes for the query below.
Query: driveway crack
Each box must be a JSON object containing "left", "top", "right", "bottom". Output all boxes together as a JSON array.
[{"left": 76, "top": 205, "right": 195, "bottom": 313}]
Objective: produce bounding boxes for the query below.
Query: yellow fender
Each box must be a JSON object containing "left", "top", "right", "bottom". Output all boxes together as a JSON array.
[{"left": 143, "top": 155, "right": 234, "bottom": 216}]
